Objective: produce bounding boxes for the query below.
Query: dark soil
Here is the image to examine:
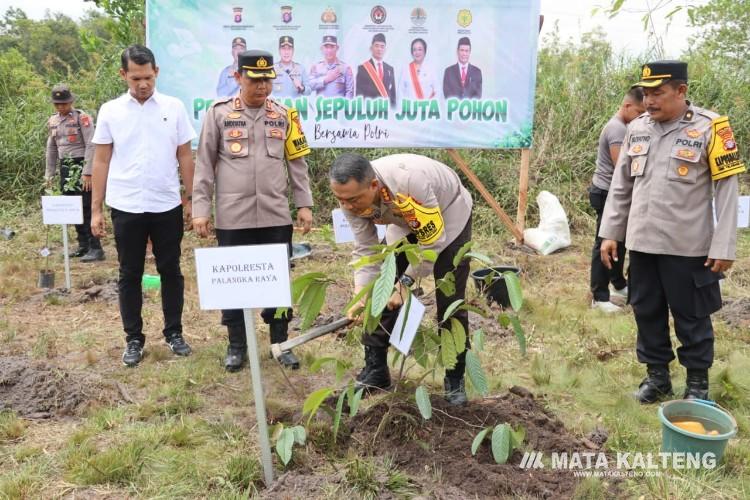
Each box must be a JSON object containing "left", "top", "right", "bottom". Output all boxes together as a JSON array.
[
  {"left": 28, "top": 280, "right": 120, "bottom": 305},
  {"left": 716, "top": 297, "right": 750, "bottom": 329},
  {"left": 0, "top": 356, "right": 118, "bottom": 418},
  {"left": 267, "top": 386, "right": 615, "bottom": 499}
]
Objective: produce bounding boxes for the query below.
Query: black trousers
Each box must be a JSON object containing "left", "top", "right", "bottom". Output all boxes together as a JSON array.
[
  {"left": 363, "top": 217, "right": 473, "bottom": 379},
  {"left": 629, "top": 251, "right": 722, "bottom": 370},
  {"left": 215, "top": 225, "right": 293, "bottom": 346},
  {"left": 110, "top": 205, "right": 185, "bottom": 344},
  {"left": 589, "top": 185, "right": 626, "bottom": 301},
  {"left": 60, "top": 159, "right": 100, "bottom": 250}
]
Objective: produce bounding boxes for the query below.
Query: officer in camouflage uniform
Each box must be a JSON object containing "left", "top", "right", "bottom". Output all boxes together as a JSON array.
[
  {"left": 193, "top": 50, "right": 314, "bottom": 371},
  {"left": 600, "top": 61, "right": 745, "bottom": 403},
  {"left": 46, "top": 84, "right": 104, "bottom": 262}
]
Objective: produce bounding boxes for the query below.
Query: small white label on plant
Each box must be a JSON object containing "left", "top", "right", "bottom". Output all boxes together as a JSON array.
[{"left": 389, "top": 293, "right": 426, "bottom": 355}]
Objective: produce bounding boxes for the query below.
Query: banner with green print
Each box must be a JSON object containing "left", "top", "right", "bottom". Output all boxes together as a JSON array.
[{"left": 146, "top": 0, "right": 540, "bottom": 149}]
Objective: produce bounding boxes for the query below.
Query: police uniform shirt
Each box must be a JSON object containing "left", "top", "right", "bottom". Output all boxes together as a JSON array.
[
  {"left": 273, "top": 61, "right": 311, "bottom": 98},
  {"left": 216, "top": 65, "right": 240, "bottom": 97},
  {"left": 46, "top": 109, "right": 95, "bottom": 178},
  {"left": 599, "top": 103, "right": 743, "bottom": 260},
  {"left": 192, "top": 96, "right": 313, "bottom": 229},
  {"left": 343, "top": 154, "right": 473, "bottom": 287},
  {"left": 309, "top": 59, "right": 354, "bottom": 97},
  {"left": 92, "top": 90, "right": 197, "bottom": 213}
]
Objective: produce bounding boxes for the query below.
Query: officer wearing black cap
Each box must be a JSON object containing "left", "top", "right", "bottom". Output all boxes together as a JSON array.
[
  {"left": 273, "top": 36, "right": 310, "bottom": 98},
  {"left": 216, "top": 36, "right": 247, "bottom": 97},
  {"left": 193, "top": 50, "right": 314, "bottom": 372},
  {"left": 45, "top": 84, "right": 103, "bottom": 262},
  {"left": 600, "top": 60, "right": 746, "bottom": 403},
  {"left": 355, "top": 33, "right": 396, "bottom": 106},
  {"left": 309, "top": 35, "right": 354, "bottom": 97}
]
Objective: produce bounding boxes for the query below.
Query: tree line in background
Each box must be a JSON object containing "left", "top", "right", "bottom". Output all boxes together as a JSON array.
[{"left": 0, "top": 0, "right": 747, "bottom": 231}]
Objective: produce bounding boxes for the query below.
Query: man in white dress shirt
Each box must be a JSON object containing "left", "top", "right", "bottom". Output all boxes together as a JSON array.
[{"left": 91, "top": 45, "right": 197, "bottom": 367}]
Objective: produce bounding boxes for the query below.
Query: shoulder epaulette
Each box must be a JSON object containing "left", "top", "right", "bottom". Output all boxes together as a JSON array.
[{"left": 209, "top": 96, "right": 234, "bottom": 109}]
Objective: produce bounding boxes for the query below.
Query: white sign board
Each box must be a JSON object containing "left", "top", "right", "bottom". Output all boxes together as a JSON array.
[
  {"left": 738, "top": 196, "right": 749, "bottom": 228},
  {"left": 194, "top": 244, "right": 292, "bottom": 310},
  {"left": 389, "top": 293, "right": 426, "bottom": 355},
  {"left": 41, "top": 196, "right": 83, "bottom": 225},
  {"left": 332, "top": 208, "right": 386, "bottom": 244}
]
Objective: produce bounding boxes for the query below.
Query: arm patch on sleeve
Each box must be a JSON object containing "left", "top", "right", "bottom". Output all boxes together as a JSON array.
[
  {"left": 708, "top": 116, "right": 746, "bottom": 180},
  {"left": 393, "top": 194, "right": 444, "bottom": 245},
  {"left": 284, "top": 107, "right": 310, "bottom": 160}
]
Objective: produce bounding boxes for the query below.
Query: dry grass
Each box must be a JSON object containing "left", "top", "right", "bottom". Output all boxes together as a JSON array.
[{"left": 0, "top": 209, "right": 748, "bottom": 498}]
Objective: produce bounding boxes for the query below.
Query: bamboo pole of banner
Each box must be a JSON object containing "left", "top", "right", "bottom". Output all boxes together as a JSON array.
[
  {"left": 446, "top": 149, "right": 524, "bottom": 242},
  {"left": 516, "top": 148, "right": 531, "bottom": 244}
]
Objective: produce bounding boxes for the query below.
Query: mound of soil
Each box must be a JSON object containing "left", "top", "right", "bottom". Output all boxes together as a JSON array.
[
  {"left": 716, "top": 297, "right": 750, "bottom": 329},
  {"left": 350, "top": 388, "right": 588, "bottom": 498},
  {"left": 0, "top": 356, "right": 118, "bottom": 418},
  {"left": 267, "top": 387, "right": 614, "bottom": 498}
]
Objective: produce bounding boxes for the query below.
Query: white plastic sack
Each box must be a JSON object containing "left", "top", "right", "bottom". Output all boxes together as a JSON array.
[{"left": 523, "top": 191, "right": 571, "bottom": 255}]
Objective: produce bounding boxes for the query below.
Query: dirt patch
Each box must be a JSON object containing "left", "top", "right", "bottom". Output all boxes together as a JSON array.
[
  {"left": 0, "top": 356, "right": 119, "bottom": 418},
  {"left": 267, "top": 387, "right": 616, "bottom": 498},
  {"left": 73, "top": 280, "right": 119, "bottom": 303},
  {"left": 26, "top": 280, "right": 119, "bottom": 305},
  {"left": 348, "top": 388, "right": 591, "bottom": 498},
  {"left": 716, "top": 297, "right": 750, "bottom": 329}
]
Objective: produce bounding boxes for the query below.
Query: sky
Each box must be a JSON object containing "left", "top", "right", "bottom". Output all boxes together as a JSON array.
[{"left": 0, "top": 0, "right": 703, "bottom": 58}]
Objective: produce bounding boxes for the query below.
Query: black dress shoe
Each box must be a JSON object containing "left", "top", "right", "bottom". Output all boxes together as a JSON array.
[
  {"left": 634, "top": 365, "right": 673, "bottom": 404},
  {"left": 276, "top": 349, "right": 300, "bottom": 369},
  {"left": 683, "top": 369, "right": 709, "bottom": 400},
  {"left": 225, "top": 345, "right": 247, "bottom": 372},
  {"left": 444, "top": 377, "right": 468, "bottom": 406},
  {"left": 80, "top": 248, "right": 105, "bottom": 262},
  {"left": 69, "top": 246, "right": 89, "bottom": 258}
]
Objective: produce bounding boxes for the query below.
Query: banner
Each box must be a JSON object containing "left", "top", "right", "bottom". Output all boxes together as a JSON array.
[{"left": 146, "top": 0, "right": 540, "bottom": 149}]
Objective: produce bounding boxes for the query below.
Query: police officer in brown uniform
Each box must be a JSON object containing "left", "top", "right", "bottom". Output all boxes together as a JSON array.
[
  {"left": 329, "top": 153, "right": 473, "bottom": 405},
  {"left": 46, "top": 84, "right": 104, "bottom": 262},
  {"left": 193, "top": 50, "right": 314, "bottom": 371},
  {"left": 600, "top": 61, "right": 745, "bottom": 403}
]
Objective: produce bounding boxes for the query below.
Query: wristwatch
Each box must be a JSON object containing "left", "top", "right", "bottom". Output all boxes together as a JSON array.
[{"left": 399, "top": 274, "right": 415, "bottom": 288}]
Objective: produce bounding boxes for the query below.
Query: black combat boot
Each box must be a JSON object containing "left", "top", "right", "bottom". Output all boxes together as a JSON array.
[
  {"left": 355, "top": 345, "right": 391, "bottom": 391},
  {"left": 225, "top": 325, "right": 247, "bottom": 372},
  {"left": 443, "top": 377, "right": 468, "bottom": 406},
  {"left": 444, "top": 351, "right": 468, "bottom": 406},
  {"left": 634, "top": 364, "right": 673, "bottom": 404},
  {"left": 683, "top": 369, "right": 709, "bottom": 400},
  {"left": 269, "top": 322, "right": 299, "bottom": 369}
]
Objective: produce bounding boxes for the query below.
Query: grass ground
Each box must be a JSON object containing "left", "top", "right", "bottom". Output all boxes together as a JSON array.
[{"left": 0, "top": 205, "right": 748, "bottom": 499}]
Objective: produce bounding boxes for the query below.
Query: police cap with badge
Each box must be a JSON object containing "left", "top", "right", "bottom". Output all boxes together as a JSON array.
[
  {"left": 232, "top": 37, "right": 246, "bottom": 48},
  {"left": 632, "top": 60, "right": 688, "bottom": 88},
  {"left": 51, "top": 83, "right": 75, "bottom": 103},
  {"left": 238, "top": 50, "right": 276, "bottom": 79},
  {"left": 322, "top": 35, "right": 338, "bottom": 46},
  {"left": 279, "top": 36, "right": 294, "bottom": 48}
]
